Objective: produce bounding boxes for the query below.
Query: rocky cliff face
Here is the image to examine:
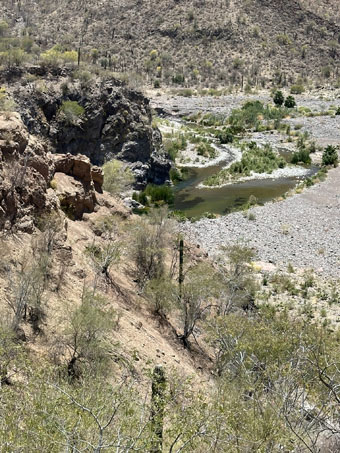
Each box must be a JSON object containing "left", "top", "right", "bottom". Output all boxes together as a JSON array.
[
  {"left": 0, "top": 112, "right": 103, "bottom": 231},
  {"left": 6, "top": 69, "right": 171, "bottom": 189}
]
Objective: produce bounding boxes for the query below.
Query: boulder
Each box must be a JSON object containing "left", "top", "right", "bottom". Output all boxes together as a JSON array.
[
  {"left": 91, "top": 166, "right": 104, "bottom": 192},
  {"left": 53, "top": 154, "right": 95, "bottom": 184},
  {"left": 0, "top": 112, "right": 29, "bottom": 154},
  {"left": 53, "top": 172, "right": 96, "bottom": 220}
]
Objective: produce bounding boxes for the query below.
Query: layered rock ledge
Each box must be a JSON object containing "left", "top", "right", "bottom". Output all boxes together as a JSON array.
[{"left": 0, "top": 113, "right": 103, "bottom": 231}]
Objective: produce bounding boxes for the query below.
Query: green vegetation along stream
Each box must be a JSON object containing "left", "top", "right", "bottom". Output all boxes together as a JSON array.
[
  {"left": 158, "top": 100, "right": 320, "bottom": 219},
  {"left": 173, "top": 158, "right": 318, "bottom": 218}
]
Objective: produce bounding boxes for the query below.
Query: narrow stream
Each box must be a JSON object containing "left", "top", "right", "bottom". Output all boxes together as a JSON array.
[
  {"left": 172, "top": 147, "right": 318, "bottom": 218},
  {"left": 162, "top": 116, "right": 318, "bottom": 218}
]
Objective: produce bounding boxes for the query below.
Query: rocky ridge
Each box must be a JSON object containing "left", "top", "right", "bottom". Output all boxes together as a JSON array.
[
  {"left": 4, "top": 68, "right": 171, "bottom": 189},
  {"left": 0, "top": 112, "right": 103, "bottom": 231}
]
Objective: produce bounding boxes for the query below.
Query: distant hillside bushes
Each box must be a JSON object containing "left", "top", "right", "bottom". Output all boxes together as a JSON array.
[
  {"left": 290, "top": 84, "right": 305, "bottom": 94},
  {"left": 229, "top": 101, "right": 289, "bottom": 131}
]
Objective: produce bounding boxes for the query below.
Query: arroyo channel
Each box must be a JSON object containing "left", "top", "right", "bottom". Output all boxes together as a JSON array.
[{"left": 166, "top": 119, "right": 318, "bottom": 218}]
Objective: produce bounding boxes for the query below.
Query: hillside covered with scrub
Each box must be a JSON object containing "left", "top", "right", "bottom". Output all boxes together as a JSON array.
[
  {"left": 0, "top": 67, "right": 340, "bottom": 451},
  {"left": 1, "top": 0, "right": 340, "bottom": 452},
  {"left": 1, "top": 0, "right": 340, "bottom": 89}
]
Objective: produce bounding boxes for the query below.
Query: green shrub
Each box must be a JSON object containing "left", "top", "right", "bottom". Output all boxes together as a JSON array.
[
  {"left": 196, "top": 142, "right": 216, "bottom": 158},
  {"left": 41, "top": 46, "right": 78, "bottom": 67},
  {"left": 164, "top": 134, "right": 187, "bottom": 160},
  {"left": 0, "top": 20, "right": 9, "bottom": 37},
  {"left": 0, "top": 87, "right": 16, "bottom": 112},
  {"left": 133, "top": 190, "right": 148, "bottom": 205},
  {"left": 228, "top": 143, "right": 285, "bottom": 176},
  {"left": 201, "top": 113, "right": 225, "bottom": 126},
  {"left": 322, "top": 145, "right": 338, "bottom": 167},
  {"left": 172, "top": 74, "right": 185, "bottom": 84},
  {"left": 145, "top": 184, "right": 174, "bottom": 205},
  {"left": 291, "top": 148, "right": 311, "bottom": 165},
  {"left": 273, "top": 90, "right": 284, "bottom": 107},
  {"left": 276, "top": 34, "right": 291, "bottom": 46},
  {"left": 229, "top": 101, "right": 264, "bottom": 129},
  {"left": 284, "top": 95, "right": 296, "bottom": 108},
  {"left": 216, "top": 129, "right": 233, "bottom": 144},
  {"left": 135, "top": 184, "right": 174, "bottom": 206},
  {"left": 309, "top": 141, "right": 316, "bottom": 153},
  {"left": 103, "top": 159, "right": 135, "bottom": 195},
  {"left": 290, "top": 84, "right": 305, "bottom": 94},
  {"left": 228, "top": 101, "right": 287, "bottom": 132},
  {"left": 322, "top": 66, "right": 331, "bottom": 78},
  {"left": 204, "top": 143, "right": 286, "bottom": 186},
  {"left": 169, "top": 167, "right": 182, "bottom": 182},
  {"left": 58, "top": 100, "right": 85, "bottom": 125},
  {"left": 144, "top": 277, "right": 176, "bottom": 316},
  {"left": 176, "top": 88, "right": 194, "bottom": 97},
  {"left": 72, "top": 70, "right": 92, "bottom": 86},
  {"left": 50, "top": 178, "right": 58, "bottom": 190}
]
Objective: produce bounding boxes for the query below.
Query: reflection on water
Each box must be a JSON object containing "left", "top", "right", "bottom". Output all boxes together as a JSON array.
[{"left": 173, "top": 162, "right": 317, "bottom": 218}]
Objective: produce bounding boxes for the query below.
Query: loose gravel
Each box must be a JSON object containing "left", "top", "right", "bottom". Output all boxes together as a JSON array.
[
  {"left": 181, "top": 166, "right": 340, "bottom": 276},
  {"left": 151, "top": 93, "right": 340, "bottom": 276}
]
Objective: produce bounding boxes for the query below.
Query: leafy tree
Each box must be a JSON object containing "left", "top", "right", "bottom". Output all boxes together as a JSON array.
[
  {"left": 322, "top": 145, "right": 338, "bottom": 167},
  {"left": 60, "top": 290, "right": 118, "bottom": 380},
  {"left": 179, "top": 263, "right": 221, "bottom": 347},
  {"left": 284, "top": 95, "right": 296, "bottom": 108},
  {"left": 129, "top": 207, "right": 172, "bottom": 288},
  {"left": 273, "top": 90, "right": 284, "bottom": 107},
  {"left": 102, "top": 159, "right": 135, "bottom": 195},
  {"left": 216, "top": 244, "right": 258, "bottom": 315}
]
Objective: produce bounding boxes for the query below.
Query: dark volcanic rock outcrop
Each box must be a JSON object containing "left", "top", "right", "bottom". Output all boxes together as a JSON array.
[{"left": 9, "top": 72, "right": 171, "bottom": 188}]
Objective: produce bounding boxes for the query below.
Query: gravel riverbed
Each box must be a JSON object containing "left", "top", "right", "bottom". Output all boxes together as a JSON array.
[
  {"left": 181, "top": 166, "right": 340, "bottom": 276},
  {"left": 151, "top": 93, "right": 340, "bottom": 276}
]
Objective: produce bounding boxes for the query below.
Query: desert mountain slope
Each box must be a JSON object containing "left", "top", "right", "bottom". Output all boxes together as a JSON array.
[{"left": 1, "top": 0, "right": 340, "bottom": 87}]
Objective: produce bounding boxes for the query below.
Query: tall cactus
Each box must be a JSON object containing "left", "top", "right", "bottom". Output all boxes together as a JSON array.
[
  {"left": 179, "top": 238, "right": 184, "bottom": 302},
  {"left": 150, "top": 365, "right": 166, "bottom": 453}
]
